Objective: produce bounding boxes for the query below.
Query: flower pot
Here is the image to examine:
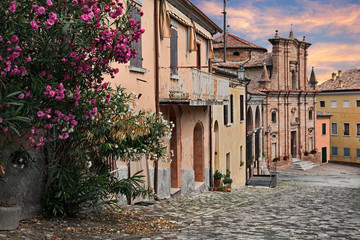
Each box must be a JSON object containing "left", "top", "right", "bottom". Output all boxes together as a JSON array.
[
  {"left": 0, "top": 205, "right": 22, "bottom": 230},
  {"left": 226, "top": 188, "right": 231, "bottom": 192},
  {"left": 214, "top": 178, "right": 221, "bottom": 188}
]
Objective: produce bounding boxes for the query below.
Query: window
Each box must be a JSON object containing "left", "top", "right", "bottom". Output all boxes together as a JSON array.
[
  {"left": 322, "top": 123, "right": 326, "bottom": 135},
  {"left": 356, "top": 123, "right": 360, "bottom": 136},
  {"left": 343, "top": 100, "right": 350, "bottom": 108},
  {"left": 319, "top": 100, "right": 325, "bottom": 108},
  {"left": 331, "top": 123, "right": 338, "bottom": 135},
  {"left": 233, "top": 52, "right": 240, "bottom": 56},
  {"left": 240, "top": 146, "right": 243, "bottom": 168},
  {"left": 224, "top": 104, "right": 228, "bottom": 125},
  {"left": 230, "top": 94, "right": 234, "bottom": 123},
  {"left": 343, "top": 123, "right": 350, "bottom": 136},
  {"left": 330, "top": 100, "right": 337, "bottom": 108},
  {"left": 357, "top": 149, "right": 360, "bottom": 158},
  {"left": 331, "top": 147, "right": 338, "bottom": 156},
  {"left": 170, "top": 28, "right": 178, "bottom": 75},
  {"left": 309, "top": 109, "right": 313, "bottom": 120},
  {"left": 129, "top": 5, "right": 142, "bottom": 68},
  {"left": 226, "top": 152, "right": 230, "bottom": 172},
  {"left": 271, "top": 111, "right": 277, "bottom": 123},
  {"left": 344, "top": 148, "right": 350, "bottom": 157},
  {"left": 240, "top": 95, "right": 244, "bottom": 121},
  {"left": 356, "top": 100, "right": 360, "bottom": 108}
]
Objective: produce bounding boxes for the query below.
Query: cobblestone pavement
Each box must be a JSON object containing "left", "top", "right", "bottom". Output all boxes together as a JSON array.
[{"left": 125, "top": 164, "right": 360, "bottom": 240}]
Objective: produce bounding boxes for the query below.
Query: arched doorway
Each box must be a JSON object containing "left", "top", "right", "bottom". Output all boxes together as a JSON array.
[
  {"left": 170, "top": 107, "right": 180, "bottom": 188},
  {"left": 214, "top": 121, "right": 219, "bottom": 170},
  {"left": 193, "top": 122, "right": 204, "bottom": 182},
  {"left": 246, "top": 107, "right": 253, "bottom": 182}
]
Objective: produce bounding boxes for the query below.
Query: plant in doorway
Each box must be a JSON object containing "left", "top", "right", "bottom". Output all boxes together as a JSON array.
[
  {"left": 213, "top": 170, "right": 222, "bottom": 188},
  {"left": 272, "top": 157, "right": 280, "bottom": 162},
  {"left": 310, "top": 149, "right": 317, "bottom": 154},
  {"left": 304, "top": 151, "right": 309, "bottom": 156},
  {"left": 222, "top": 170, "right": 233, "bottom": 187},
  {"left": 283, "top": 155, "right": 289, "bottom": 161}
]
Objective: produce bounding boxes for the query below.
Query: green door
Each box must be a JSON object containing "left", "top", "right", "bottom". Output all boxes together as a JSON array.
[{"left": 322, "top": 147, "right": 327, "bottom": 163}]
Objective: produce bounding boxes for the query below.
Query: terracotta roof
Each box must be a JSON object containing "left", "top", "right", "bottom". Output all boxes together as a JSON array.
[
  {"left": 244, "top": 53, "right": 273, "bottom": 67},
  {"left": 318, "top": 68, "right": 360, "bottom": 91},
  {"left": 214, "top": 61, "right": 241, "bottom": 69},
  {"left": 214, "top": 34, "right": 267, "bottom": 51}
]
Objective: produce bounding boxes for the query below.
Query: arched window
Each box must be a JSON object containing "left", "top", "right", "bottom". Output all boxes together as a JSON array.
[
  {"left": 309, "top": 109, "right": 313, "bottom": 120},
  {"left": 233, "top": 51, "right": 240, "bottom": 56},
  {"left": 271, "top": 111, "right": 277, "bottom": 123}
]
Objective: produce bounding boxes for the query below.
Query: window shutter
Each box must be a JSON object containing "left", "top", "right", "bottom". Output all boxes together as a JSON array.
[
  {"left": 130, "top": 5, "right": 142, "bottom": 68},
  {"left": 230, "top": 95, "right": 234, "bottom": 123},
  {"left": 240, "top": 95, "right": 244, "bottom": 121},
  {"left": 170, "top": 28, "right": 178, "bottom": 75},
  {"left": 224, "top": 104, "right": 228, "bottom": 125}
]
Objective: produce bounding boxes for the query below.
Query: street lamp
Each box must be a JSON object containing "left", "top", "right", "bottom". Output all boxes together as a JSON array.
[{"left": 237, "top": 65, "right": 246, "bottom": 81}]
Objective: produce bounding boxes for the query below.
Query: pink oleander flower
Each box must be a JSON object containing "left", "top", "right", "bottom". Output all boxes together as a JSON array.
[
  {"left": 40, "top": 71, "right": 46, "bottom": 77},
  {"left": 70, "top": 120, "right": 78, "bottom": 126},
  {"left": 9, "top": 1, "right": 16, "bottom": 12},
  {"left": 11, "top": 35, "right": 19, "bottom": 42},
  {"left": 37, "top": 111, "right": 45, "bottom": 118},
  {"left": 81, "top": 14, "right": 89, "bottom": 22},
  {"left": 46, "top": 0, "right": 53, "bottom": 7},
  {"left": 90, "top": 98, "right": 96, "bottom": 105},
  {"left": 30, "top": 21, "right": 38, "bottom": 30},
  {"left": 0, "top": 117, "right": 2, "bottom": 123},
  {"left": 3, "top": 127, "right": 9, "bottom": 132},
  {"left": 18, "top": 93, "right": 25, "bottom": 99},
  {"left": 37, "top": 6, "right": 46, "bottom": 16},
  {"left": 24, "top": 57, "right": 32, "bottom": 63}
]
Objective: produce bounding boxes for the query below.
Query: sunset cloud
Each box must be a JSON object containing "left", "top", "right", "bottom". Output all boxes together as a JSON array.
[
  {"left": 197, "top": 0, "right": 360, "bottom": 39},
  {"left": 193, "top": 0, "right": 360, "bottom": 83}
]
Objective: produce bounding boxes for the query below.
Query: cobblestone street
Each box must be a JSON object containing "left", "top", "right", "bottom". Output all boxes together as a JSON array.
[{"left": 127, "top": 164, "right": 360, "bottom": 240}]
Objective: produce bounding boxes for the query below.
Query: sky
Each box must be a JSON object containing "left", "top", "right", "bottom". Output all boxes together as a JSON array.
[{"left": 192, "top": 0, "right": 360, "bottom": 84}]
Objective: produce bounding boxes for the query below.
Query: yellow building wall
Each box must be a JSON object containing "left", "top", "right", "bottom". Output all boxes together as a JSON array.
[
  {"left": 317, "top": 92, "right": 360, "bottom": 163},
  {"left": 212, "top": 86, "right": 247, "bottom": 186}
]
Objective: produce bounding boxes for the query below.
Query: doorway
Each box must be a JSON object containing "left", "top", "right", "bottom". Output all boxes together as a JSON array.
[
  {"left": 194, "top": 122, "right": 204, "bottom": 182},
  {"left": 170, "top": 107, "right": 179, "bottom": 188},
  {"left": 322, "top": 147, "right": 327, "bottom": 163},
  {"left": 291, "top": 131, "right": 297, "bottom": 158}
]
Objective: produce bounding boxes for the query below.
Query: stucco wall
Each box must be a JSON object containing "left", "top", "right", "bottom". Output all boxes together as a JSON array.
[
  {"left": 212, "top": 86, "right": 247, "bottom": 186},
  {"left": 317, "top": 92, "right": 360, "bottom": 163},
  {"left": 316, "top": 116, "right": 331, "bottom": 163}
]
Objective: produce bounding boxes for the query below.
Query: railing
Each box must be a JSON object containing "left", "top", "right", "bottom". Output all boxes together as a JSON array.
[{"left": 159, "top": 67, "right": 229, "bottom": 103}]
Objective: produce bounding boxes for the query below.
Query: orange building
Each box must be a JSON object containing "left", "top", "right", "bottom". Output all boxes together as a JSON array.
[{"left": 315, "top": 112, "right": 332, "bottom": 164}]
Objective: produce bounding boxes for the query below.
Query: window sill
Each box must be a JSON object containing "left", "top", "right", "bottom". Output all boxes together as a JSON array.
[
  {"left": 343, "top": 135, "right": 350, "bottom": 137},
  {"left": 331, "top": 134, "right": 338, "bottom": 136},
  {"left": 226, "top": 123, "right": 233, "bottom": 127},
  {"left": 129, "top": 66, "right": 147, "bottom": 74},
  {"left": 170, "top": 74, "right": 180, "bottom": 80}
]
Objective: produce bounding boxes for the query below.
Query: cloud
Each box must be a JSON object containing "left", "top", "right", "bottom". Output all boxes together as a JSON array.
[
  {"left": 308, "top": 42, "right": 360, "bottom": 83},
  {"left": 197, "top": 0, "right": 360, "bottom": 39}
]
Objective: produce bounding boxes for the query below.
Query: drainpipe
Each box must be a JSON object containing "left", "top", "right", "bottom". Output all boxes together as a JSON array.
[
  {"left": 209, "top": 105, "right": 213, "bottom": 187},
  {"left": 154, "top": 0, "right": 160, "bottom": 197}
]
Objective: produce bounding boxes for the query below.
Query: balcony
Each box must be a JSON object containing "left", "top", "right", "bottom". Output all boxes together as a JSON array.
[{"left": 159, "top": 67, "right": 229, "bottom": 105}]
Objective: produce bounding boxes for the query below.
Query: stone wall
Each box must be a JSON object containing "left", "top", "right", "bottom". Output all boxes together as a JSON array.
[
  {"left": 303, "top": 152, "right": 322, "bottom": 165},
  {"left": 0, "top": 150, "right": 45, "bottom": 220}
]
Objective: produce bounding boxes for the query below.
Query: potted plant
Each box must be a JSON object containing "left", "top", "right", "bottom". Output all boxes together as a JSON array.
[
  {"left": 272, "top": 157, "right": 279, "bottom": 162},
  {"left": 310, "top": 149, "right": 317, "bottom": 154},
  {"left": 304, "top": 151, "right": 309, "bottom": 156},
  {"left": 240, "top": 161, "right": 244, "bottom": 168},
  {"left": 283, "top": 155, "right": 288, "bottom": 161},
  {"left": 213, "top": 170, "right": 222, "bottom": 188},
  {"left": 222, "top": 170, "right": 233, "bottom": 187},
  {"left": 225, "top": 184, "right": 231, "bottom": 192}
]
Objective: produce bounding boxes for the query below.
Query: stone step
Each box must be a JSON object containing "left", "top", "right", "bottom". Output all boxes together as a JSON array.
[
  {"left": 194, "top": 181, "right": 206, "bottom": 193},
  {"left": 170, "top": 188, "right": 181, "bottom": 198},
  {"left": 289, "top": 160, "right": 318, "bottom": 171}
]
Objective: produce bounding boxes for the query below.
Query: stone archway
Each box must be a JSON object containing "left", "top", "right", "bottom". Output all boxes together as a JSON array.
[{"left": 193, "top": 121, "right": 204, "bottom": 182}]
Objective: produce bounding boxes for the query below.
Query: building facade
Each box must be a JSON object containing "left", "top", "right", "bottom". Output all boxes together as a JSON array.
[
  {"left": 318, "top": 69, "right": 360, "bottom": 164},
  {"left": 213, "top": 31, "right": 318, "bottom": 170}
]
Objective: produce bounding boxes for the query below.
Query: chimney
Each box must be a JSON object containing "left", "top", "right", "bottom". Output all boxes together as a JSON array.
[
  {"left": 338, "top": 70, "right": 342, "bottom": 78},
  {"left": 339, "top": 79, "right": 343, "bottom": 88},
  {"left": 331, "top": 72, "right": 336, "bottom": 81}
]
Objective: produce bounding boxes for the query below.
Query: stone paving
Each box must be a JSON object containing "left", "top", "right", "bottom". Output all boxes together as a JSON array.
[{"left": 124, "top": 164, "right": 360, "bottom": 240}]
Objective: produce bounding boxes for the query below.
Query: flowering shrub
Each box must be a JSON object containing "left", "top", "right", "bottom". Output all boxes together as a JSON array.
[{"left": 0, "top": 0, "right": 171, "bottom": 217}]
